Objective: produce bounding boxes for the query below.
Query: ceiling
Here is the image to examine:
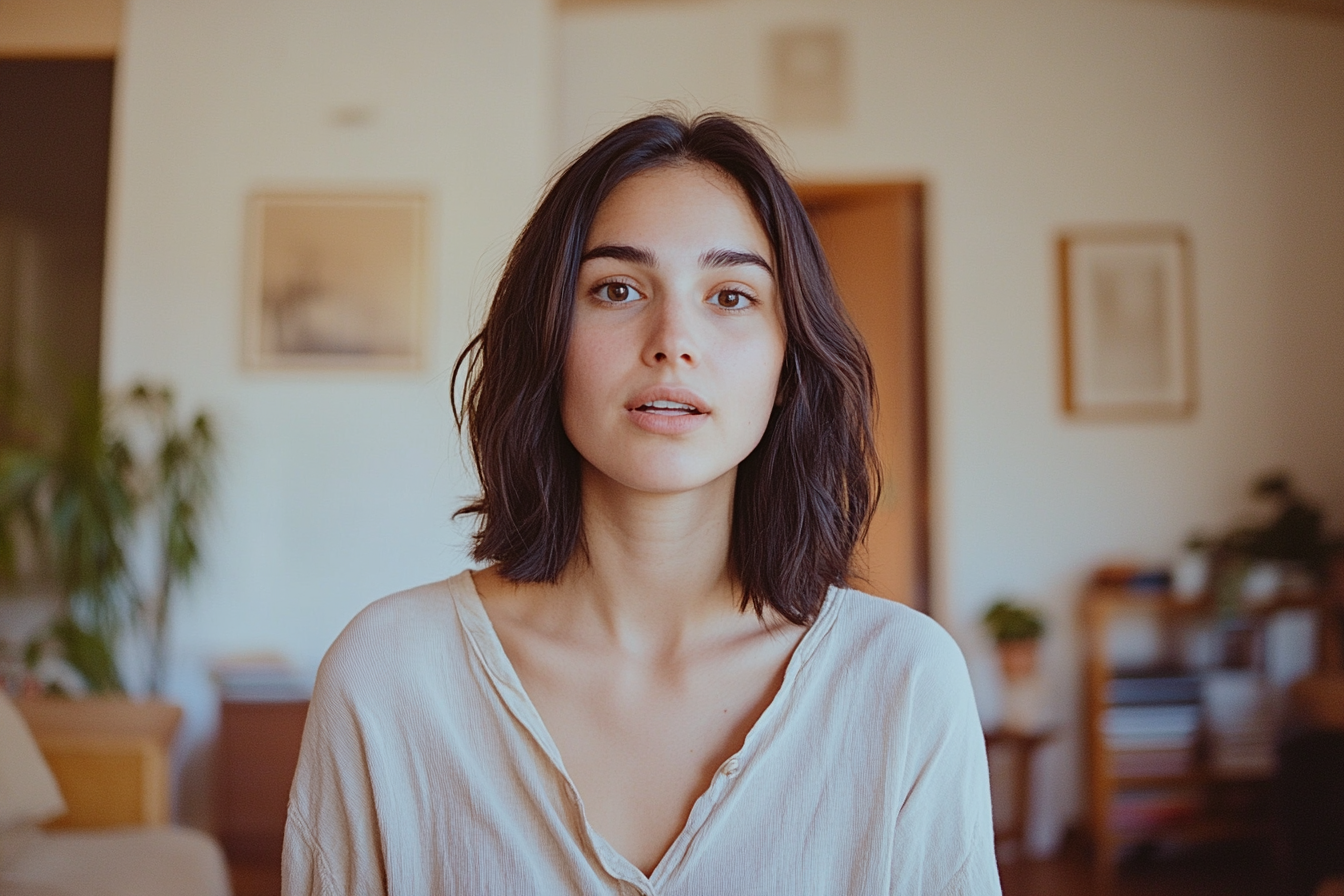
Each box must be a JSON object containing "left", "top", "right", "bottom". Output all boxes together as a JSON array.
[
  {"left": 1205, "top": 0, "right": 1344, "bottom": 17},
  {"left": 556, "top": 0, "right": 1344, "bottom": 18}
]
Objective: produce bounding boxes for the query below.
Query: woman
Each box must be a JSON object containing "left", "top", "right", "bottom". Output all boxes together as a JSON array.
[{"left": 283, "top": 113, "right": 998, "bottom": 895}]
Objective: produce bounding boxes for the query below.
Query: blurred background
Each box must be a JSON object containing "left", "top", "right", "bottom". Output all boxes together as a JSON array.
[{"left": 1, "top": 0, "right": 1341, "bottom": 894}]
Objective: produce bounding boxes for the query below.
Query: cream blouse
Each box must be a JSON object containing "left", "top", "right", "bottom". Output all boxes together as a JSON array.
[{"left": 282, "top": 571, "right": 1000, "bottom": 895}]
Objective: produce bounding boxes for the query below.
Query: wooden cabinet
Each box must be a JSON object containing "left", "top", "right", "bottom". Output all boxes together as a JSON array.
[
  {"left": 214, "top": 697, "right": 309, "bottom": 887},
  {"left": 1081, "top": 585, "right": 1330, "bottom": 873},
  {"left": 16, "top": 697, "right": 182, "bottom": 828}
]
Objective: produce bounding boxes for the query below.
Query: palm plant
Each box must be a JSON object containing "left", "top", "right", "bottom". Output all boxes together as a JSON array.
[
  {"left": 0, "top": 380, "right": 217, "bottom": 695},
  {"left": 125, "top": 383, "right": 218, "bottom": 696},
  {"left": 2, "top": 381, "right": 135, "bottom": 692}
]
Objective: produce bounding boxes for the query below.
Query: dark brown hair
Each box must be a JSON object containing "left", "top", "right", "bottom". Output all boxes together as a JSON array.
[{"left": 453, "top": 112, "right": 878, "bottom": 624}]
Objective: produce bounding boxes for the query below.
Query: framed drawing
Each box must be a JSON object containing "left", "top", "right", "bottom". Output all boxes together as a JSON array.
[
  {"left": 243, "top": 191, "right": 427, "bottom": 370},
  {"left": 1058, "top": 227, "right": 1195, "bottom": 419}
]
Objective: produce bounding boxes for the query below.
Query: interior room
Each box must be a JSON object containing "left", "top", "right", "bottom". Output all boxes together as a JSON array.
[{"left": 1, "top": 0, "right": 1342, "bottom": 894}]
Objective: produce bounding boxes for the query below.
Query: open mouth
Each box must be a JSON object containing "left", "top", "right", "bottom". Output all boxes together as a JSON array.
[{"left": 636, "top": 400, "right": 703, "bottom": 416}]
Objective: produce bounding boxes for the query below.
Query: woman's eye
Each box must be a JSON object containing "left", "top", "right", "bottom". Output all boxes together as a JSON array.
[
  {"left": 710, "top": 289, "right": 752, "bottom": 310},
  {"left": 596, "top": 282, "right": 640, "bottom": 303}
]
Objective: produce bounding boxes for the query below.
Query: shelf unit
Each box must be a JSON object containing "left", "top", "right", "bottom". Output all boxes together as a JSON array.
[{"left": 1081, "top": 585, "right": 1330, "bottom": 873}]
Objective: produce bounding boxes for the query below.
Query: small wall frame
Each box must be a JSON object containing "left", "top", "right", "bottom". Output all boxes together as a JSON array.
[
  {"left": 242, "top": 191, "right": 428, "bottom": 371},
  {"left": 1058, "top": 226, "right": 1195, "bottom": 419}
]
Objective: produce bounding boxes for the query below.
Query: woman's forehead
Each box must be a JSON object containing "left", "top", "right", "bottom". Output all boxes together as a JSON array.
[{"left": 584, "top": 163, "right": 772, "bottom": 260}]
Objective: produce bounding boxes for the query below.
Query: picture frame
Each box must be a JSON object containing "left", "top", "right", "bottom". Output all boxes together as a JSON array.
[
  {"left": 242, "top": 191, "right": 428, "bottom": 371},
  {"left": 1058, "top": 226, "right": 1195, "bottom": 419}
]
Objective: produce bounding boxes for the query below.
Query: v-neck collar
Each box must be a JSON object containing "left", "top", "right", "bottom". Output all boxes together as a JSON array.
[{"left": 447, "top": 569, "right": 845, "bottom": 891}]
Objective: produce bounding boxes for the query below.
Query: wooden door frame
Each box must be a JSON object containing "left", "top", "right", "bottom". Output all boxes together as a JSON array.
[
  {"left": 0, "top": 0, "right": 121, "bottom": 59},
  {"left": 794, "top": 181, "right": 931, "bottom": 614}
]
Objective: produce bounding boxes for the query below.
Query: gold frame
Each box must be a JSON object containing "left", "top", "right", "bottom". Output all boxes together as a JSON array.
[
  {"left": 242, "top": 190, "right": 428, "bottom": 372},
  {"left": 1058, "top": 226, "right": 1196, "bottom": 419}
]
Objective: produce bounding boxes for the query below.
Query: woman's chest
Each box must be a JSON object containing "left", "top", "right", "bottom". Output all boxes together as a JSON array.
[{"left": 519, "top": 646, "right": 792, "bottom": 875}]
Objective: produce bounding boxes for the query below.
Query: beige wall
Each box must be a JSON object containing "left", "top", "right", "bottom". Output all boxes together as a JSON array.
[
  {"left": 557, "top": 0, "right": 1344, "bottom": 852},
  {"left": 102, "top": 0, "right": 552, "bottom": 825},
  {"left": 99, "top": 0, "right": 1344, "bottom": 850}
]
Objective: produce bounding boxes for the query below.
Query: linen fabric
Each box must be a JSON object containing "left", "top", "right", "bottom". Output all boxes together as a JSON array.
[
  {"left": 0, "top": 691, "right": 65, "bottom": 833},
  {"left": 283, "top": 571, "right": 1000, "bottom": 896}
]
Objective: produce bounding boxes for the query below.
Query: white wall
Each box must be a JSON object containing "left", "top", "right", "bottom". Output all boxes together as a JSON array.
[
  {"left": 103, "top": 0, "right": 552, "bottom": 825},
  {"left": 557, "top": 0, "right": 1344, "bottom": 853}
]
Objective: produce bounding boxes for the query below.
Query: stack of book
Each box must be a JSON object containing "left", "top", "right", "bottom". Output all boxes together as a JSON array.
[
  {"left": 1203, "top": 669, "right": 1277, "bottom": 777},
  {"left": 211, "top": 652, "right": 313, "bottom": 702},
  {"left": 1108, "top": 788, "right": 1203, "bottom": 831},
  {"left": 1103, "top": 671, "right": 1202, "bottom": 778}
]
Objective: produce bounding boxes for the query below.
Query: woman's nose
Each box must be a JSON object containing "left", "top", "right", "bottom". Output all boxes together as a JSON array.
[{"left": 642, "top": 294, "right": 698, "bottom": 367}]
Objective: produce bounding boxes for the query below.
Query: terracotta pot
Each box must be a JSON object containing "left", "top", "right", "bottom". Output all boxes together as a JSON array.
[{"left": 997, "top": 638, "right": 1040, "bottom": 683}]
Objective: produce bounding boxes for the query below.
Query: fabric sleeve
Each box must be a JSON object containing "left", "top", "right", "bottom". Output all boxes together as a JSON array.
[
  {"left": 281, "top": 647, "right": 388, "bottom": 896},
  {"left": 891, "top": 621, "right": 1002, "bottom": 896}
]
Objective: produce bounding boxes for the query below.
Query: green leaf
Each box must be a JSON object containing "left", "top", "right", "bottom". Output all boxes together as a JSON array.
[{"left": 51, "top": 616, "right": 123, "bottom": 694}]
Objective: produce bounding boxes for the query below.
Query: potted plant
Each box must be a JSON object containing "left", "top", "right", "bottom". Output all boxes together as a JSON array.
[
  {"left": 0, "top": 380, "right": 217, "bottom": 696},
  {"left": 1, "top": 381, "right": 135, "bottom": 693},
  {"left": 983, "top": 598, "right": 1046, "bottom": 683},
  {"left": 1211, "top": 471, "right": 1342, "bottom": 615}
]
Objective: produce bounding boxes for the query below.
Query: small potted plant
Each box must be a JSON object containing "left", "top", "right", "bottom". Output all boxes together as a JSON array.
[{"left": 983, "top": 598, "right": 1045, "bottom": 683}]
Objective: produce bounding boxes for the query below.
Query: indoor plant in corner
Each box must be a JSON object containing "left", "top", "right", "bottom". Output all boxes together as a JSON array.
[{"left": 0, "top": 381, "right": 218, "bottom": 697}]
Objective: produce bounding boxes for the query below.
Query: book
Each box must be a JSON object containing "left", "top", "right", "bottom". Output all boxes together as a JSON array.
[
  {"left": 1108, "top": 788, "right": 1202, "bottom": 831},
  {"left": 1103, "top": 704, "right": 1200, "bottom": 751},
  {"left": 1203, "top": 670, "right": 1277, "bottom": 776},
  {"left": 1109, "top": 746, "right": 1195, "bottom": 778},
  {"left": 1108, "top": 671, "right": 1202, "bottom": 706}
]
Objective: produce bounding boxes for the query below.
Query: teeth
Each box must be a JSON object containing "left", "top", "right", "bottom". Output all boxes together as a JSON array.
[{"left": 647, "top": 400, "right": 696, "bottom": 411}]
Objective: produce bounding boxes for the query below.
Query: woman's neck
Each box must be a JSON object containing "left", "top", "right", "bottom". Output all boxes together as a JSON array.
[{"left": 563, "top": 463, "right": 738, "bottom": 645}]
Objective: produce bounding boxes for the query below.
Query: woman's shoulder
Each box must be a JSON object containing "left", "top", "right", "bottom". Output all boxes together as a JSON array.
[
  {"left": 333, "top": 571, "right": 471, "bottom": 641},
  {"left": 313, "top": 570, "right": 480, "bottom": 693},
  {"left": 825, "top": 586, "right": 964, "bottom": 666},
  {"left": 815, "top": 587, "right": 976, "bottom": 708}
]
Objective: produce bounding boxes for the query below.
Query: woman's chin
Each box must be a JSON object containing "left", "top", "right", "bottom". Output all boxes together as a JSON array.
[{"left": 581, "top": 460, "right": 738, "bottom": 501}]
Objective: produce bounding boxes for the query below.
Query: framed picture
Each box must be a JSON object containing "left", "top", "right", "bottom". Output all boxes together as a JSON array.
[
  {"left": 1058, "top": 226, "right": 1195, "bottom": 419},
  {"left": 243, "top": 191, "right": 428, "bottom": 370}
]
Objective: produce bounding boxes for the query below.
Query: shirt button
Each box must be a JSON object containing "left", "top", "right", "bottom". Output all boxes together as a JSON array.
[{"left": 722, "top": 757, "right": 740, "bottom": 777}]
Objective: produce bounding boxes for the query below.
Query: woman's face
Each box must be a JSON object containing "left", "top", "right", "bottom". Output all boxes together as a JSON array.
[{"left": 563, "top": 163, "right": 787, "bottom": 497}]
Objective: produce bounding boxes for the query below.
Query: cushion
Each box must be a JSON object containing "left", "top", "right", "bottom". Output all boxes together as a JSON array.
[
  {"left": 0, "top": 826, "right": 231, "bottom": 896},
  {"left": 0, "top": 692, "right": 66, "bottom": 831}
]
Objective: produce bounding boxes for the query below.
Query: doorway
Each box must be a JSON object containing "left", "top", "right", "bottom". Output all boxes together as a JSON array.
[
  {"left": 0, "top": 58, "right": 114, "bottom": 436},
  {"left": 797, "top": 183, "right": 930, "bottom": 613}
]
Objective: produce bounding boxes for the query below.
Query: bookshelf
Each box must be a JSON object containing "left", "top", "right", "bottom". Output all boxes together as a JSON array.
[{"left": 1081, "top": 584, "right": 1332, "bottom": 873}]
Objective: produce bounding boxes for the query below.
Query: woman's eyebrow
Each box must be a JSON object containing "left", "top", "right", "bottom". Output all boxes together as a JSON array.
[
  {"left": 580, "top": 244, "right": 655, "bottom": 265},
  {"left": 699, "top": 247, "right": 773, "bottom": 274},
  {"left": 580, "top": 244, "right": 773, "bottom": 275}
]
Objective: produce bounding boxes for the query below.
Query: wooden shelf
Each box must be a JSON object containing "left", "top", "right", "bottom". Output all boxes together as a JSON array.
[
  {"left": 1081, "top": 581, "right": 1330, "bottom": 876},
  {"left": 1111, "top": 773, "right": 1203, "bottom": 787},
  {"left": 1105, "top": 811, "right": 1273, "bottom": 846},
  {"left": 1085, "top": 585, "right": 1327, "bottom": 616}
]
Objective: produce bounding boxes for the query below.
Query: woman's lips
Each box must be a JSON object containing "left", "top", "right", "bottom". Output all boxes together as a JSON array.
[
  {"left": 637, "top": 399, "right": 701, "bottom": 416},
  {"left": 627, "top": 405, "right": 710, "bottom": 434},
  {"left": 624, "top": 387, "right": 711, "bottom": 433}
]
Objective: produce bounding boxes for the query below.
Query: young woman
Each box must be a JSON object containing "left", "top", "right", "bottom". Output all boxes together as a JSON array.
[{"left": 283, "top": 113, "right": 998, "bottom": 895}]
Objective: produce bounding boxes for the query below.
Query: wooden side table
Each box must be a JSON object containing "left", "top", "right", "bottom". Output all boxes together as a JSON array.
[
  {"left": 985, "top": 726, "right": 1056, "bottom": 860},
  {"left": 214, "top": 696, "right": 310, "bottom": 883},
  {"left": 16, "top": 697, "right": 182, "bottom": 828}
]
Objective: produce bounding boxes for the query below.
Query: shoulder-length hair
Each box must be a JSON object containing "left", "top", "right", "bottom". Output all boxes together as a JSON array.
[{"left": 453, "top": 112, "right": 878, "bottom": 625}]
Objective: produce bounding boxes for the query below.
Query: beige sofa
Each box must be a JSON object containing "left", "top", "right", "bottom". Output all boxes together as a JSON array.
[{"left": 0, "top": 691, "right": 230, "bottom": 896}]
